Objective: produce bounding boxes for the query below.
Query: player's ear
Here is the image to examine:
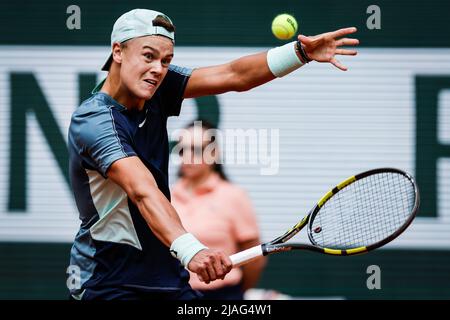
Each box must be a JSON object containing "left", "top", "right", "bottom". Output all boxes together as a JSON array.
[{"left": 112, "top": 42, "right": 123, "bottom": 65}]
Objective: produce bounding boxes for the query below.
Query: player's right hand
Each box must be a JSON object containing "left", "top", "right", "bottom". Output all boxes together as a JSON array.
[{"left": 187, "top": 249, "right": 232, "bottom": 284}]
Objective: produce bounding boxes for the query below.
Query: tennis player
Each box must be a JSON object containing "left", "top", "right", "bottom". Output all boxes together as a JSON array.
[{"left": 67, "top": 9, "right": 359, "bottom": 300}]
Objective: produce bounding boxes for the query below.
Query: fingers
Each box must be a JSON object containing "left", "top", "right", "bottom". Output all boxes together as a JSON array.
[
  {"left": 219, "top": 253, "right": 233, "bottom": 279},
  {"left": 297, "top": 34, "right": 312, "bottom": 44},
  {"left": 336, "top": 38, "right": 360, "bottom": 47},
  {"left": 209, "top": 252, "right": 232, "bottom": 281},
  {"left": 210, "top": 254, "right": 225, "bottom": 280},
  {"left": 206, "top": 260, "right": 217, "bottom": 283},
  {"left": 190, "top": 250, "right": 232, "bottom": 284},
  {"left": 298, "top": 34, "right": 322, "bottom": 45},
  {"left": 331, "top": 58, "right": 348, "bottom": 71},
  {"left": 223, "top": 256, "right": 233, "bottom": 272},
  {"left": 197, "top": 268, "right": 210, "bottom": 284},
  {"left": 335, "top": 48, "right": 358, "bottom": 56},
  {"left": 331, "top": 27, "right": 357, "bottom": 38}
]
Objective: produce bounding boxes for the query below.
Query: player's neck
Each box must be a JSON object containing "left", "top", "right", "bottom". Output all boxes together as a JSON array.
[{"left": 101, "top": 72, "right": 146, "bottom": 111}]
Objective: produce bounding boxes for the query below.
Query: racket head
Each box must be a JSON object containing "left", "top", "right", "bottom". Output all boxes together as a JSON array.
[
  {"left": 267, "top": 211, "right": 311, "bottom": 246},
  {"left": 305, "top": 167, "right": 419, "bottom": 255}
]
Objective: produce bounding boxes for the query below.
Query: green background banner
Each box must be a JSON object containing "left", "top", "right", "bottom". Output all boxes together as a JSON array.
[{"left": 1, "top": 0, "right": 449, "bottom": 47}]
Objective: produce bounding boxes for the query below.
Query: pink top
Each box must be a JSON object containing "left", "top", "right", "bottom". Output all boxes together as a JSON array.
[{"left": 171, "top": 172, "right": 260, "bottom": 290}]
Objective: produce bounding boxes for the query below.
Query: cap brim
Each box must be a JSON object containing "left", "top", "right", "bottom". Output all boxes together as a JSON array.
[{"left": 101, "top": 54, "right": 113, "bottom": 71}]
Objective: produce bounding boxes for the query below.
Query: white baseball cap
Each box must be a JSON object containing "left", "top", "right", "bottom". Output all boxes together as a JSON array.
[{"left": 101, "top": 9, "right": 175, "bottom": 71}]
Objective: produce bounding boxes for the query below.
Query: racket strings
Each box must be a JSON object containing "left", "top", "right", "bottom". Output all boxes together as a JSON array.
[{"left": 310, "top": 172, "right": 416, "bottom": 249}]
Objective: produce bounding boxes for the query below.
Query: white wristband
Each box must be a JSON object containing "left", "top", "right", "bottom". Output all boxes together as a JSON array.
[
  {"left": 267, "top": 41, "right": 304, "bottom": 77},
  {"left": 170, "top": 233, "right": 208, "bottom": 268}
]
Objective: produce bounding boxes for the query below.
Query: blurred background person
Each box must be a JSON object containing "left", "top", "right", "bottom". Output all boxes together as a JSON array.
[{"left": 171, "top": 120, "right": 266, "bottom": 300}]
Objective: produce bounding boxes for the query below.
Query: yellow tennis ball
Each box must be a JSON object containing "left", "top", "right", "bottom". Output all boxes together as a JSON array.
[{"left": 271, "top": 14, "right": 298, "bottom": 40}]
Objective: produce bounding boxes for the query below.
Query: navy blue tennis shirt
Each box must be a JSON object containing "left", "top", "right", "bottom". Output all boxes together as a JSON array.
[{"left": 68, "top": 65, "right": 199, "bottom": 300}]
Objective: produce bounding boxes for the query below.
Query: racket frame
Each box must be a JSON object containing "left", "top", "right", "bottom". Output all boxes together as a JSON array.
[{"left": 264, "top": 167, "right": 420, "bottom": 257}]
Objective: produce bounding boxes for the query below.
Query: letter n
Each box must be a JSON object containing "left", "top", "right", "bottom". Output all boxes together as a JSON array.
[{"left": 9, "top": 73, "right": 69, "bottom": 211}]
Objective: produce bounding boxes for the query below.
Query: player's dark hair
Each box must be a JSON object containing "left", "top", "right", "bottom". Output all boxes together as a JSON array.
[
  {"left": 153, "top": 15, "right": 175, "bottom": 33},
  {"left": 177, "top": 120, "right": 229, "bottom": 181}
]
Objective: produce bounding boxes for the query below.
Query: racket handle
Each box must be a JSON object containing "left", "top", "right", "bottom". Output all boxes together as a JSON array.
[{"left": 230, "top": 245, "right": 263, "bottom": 268}]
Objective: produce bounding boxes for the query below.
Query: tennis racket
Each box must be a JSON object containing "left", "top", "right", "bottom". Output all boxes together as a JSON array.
[{"left": 230, "top": 167, "right": 419, "bottom": 267}]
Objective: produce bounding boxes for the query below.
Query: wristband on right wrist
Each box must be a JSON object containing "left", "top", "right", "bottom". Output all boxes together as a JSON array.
[{"left": 170, "top": 233, "right": 208, "bottom": 268}]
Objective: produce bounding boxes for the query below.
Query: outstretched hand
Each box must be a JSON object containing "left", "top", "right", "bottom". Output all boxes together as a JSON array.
[{"left": 299, "top": 27, "right": 359, "bottom": 71}]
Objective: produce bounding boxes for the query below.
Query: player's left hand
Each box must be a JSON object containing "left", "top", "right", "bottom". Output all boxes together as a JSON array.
[{"left": 298, "top": 27, "right": 359, "bottom": 71}]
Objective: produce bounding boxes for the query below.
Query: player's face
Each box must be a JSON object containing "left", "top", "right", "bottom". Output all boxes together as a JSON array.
[{"left": 119, "top": 36, "right": 174, "bottom": 100}]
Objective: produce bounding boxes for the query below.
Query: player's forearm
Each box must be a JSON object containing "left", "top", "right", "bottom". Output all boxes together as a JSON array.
[
  {"left": 132, "top": 185, "right": 210, "bottom": 270},
  {"left": 184, "top": 50, "right": 292, "bottom": 98},
  {"left": 133, "top": 186, "right": 187, "bottom": 247},
  {"left": 229, "top": 52, "right": 276, "bottom": 92}
]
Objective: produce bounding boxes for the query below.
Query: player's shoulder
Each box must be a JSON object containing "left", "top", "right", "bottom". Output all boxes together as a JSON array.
[
  {"left": 73, "top": 93, "right": 108, "bottom": 116},
  {"left": 167, "top": 64, "right": 193, "bottom": 77},
  {"left": 72, "top": 92, "right": 126, "bottom": 122},
  {"left": 69, "top": 93, "right": 127, "bottom": 142}
]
